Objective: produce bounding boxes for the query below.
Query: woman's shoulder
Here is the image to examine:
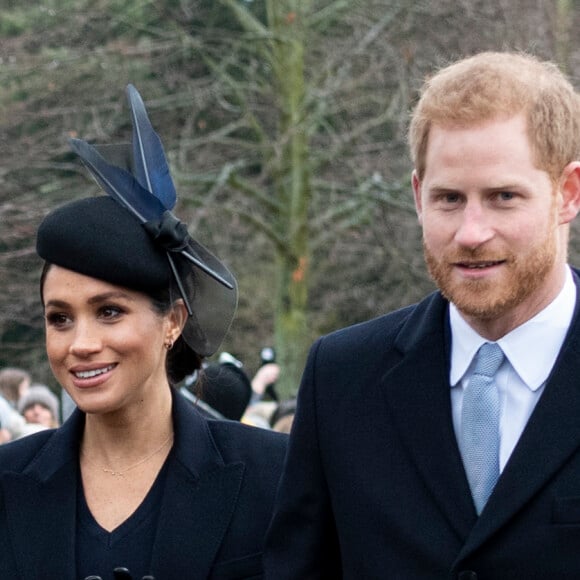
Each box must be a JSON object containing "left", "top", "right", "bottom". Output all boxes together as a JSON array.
[
  {"left": 209, "top": 419, "right": 287, "bottom": 447},
  {"left": 175, "top": 390, "right": 287, "bottom": 455},
  {"left": 0, "top": 429, "right": 56, "bottom": 473},
  {"left": 207, "top": 420, "right": 287, "bottom": 463}
]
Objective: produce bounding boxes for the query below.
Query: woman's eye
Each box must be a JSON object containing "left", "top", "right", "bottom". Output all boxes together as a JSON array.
[
  {"left": 99, "top": 305, "right": 124, "bottom": 320},
  {"left": 45, "top": 312, "right": 70, "bottom": 328}
]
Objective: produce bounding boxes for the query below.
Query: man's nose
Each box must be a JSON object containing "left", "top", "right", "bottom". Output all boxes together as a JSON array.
[{"left": 454, "top": 203, "right": 494, "bottom": 249}]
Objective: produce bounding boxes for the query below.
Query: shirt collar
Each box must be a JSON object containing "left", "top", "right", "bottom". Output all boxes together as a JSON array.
[{"left": 449, "top": 266, "right": 576, "bottom": 390}]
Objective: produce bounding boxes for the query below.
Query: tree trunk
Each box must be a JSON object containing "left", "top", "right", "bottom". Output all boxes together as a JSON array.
[
  {"left": 268, "top": 0, "right": 312, "bottom": 399},
  {"left": 555, "top": 0, "right": 572, "bottom": 73}
]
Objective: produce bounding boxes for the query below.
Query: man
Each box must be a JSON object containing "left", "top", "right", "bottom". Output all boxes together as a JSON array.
[{"left": 263, "top": 52, "right": 580, "bottom": 579}]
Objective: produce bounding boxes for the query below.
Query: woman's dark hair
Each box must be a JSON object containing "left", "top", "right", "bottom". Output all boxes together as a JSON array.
[
  {"left": 39, "top": 261, "right": 51, "bottom": 305},
  {"left": 147, "top": 284, "right": 203, "bottom": 384},
  {"left": 40, "top": 262, "right": 202, "bottom": 385}
]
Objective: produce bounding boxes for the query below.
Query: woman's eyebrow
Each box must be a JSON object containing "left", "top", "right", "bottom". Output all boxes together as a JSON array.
[
  {"left": 87, "top": 291, "right": 134, "bottom": 305},
  {"left": 45, "top": 291, "right": 134, "bottom": 309}
]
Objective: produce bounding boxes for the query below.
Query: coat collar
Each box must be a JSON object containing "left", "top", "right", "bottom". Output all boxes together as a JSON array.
[{"left": 1, "top": 391, "right": 244, "bottom": 580}]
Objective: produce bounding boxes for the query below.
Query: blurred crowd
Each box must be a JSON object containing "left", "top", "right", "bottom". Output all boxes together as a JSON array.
[
  {"left": 0, "top": 349, "right": 295, "bottom": 446},
  {"left": 0, "top": 367, "right": 60, "bottom": 444},
  {"left": 179, "top": 349, "right": 296, "bottom": 434}
]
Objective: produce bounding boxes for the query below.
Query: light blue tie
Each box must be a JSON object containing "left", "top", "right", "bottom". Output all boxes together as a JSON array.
[{"left": 460, "top": 342, "right": 505, "bottom": 515}]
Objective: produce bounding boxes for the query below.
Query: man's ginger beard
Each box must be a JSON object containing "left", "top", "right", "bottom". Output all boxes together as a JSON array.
[{"left": 423, "top": 209, "right": 559, "bottom": 320}]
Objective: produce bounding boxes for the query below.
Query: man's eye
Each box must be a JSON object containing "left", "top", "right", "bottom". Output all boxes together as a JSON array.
[
  {"left": 498, "top": 191, "right": 515, "bottom": 201},
  {"left": 444, "top": 193, "right": 460, "bottom": 204}
]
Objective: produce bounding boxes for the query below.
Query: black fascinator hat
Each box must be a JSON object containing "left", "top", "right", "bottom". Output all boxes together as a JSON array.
[{"left": 37, "top": 85, "right": 238, "bottom": 357}]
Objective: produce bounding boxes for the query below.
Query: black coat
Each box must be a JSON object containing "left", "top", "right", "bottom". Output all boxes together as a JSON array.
[
  {"left": 265, "top": 280, "right": 580, "bottom": 579},
  {"left": 0, "top": 390, "right": 287, "bottom": 579}
]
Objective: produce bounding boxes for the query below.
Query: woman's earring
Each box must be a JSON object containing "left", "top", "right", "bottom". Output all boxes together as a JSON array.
[{"left": 165, "top": 338, "right": 174, "bottom": 351}]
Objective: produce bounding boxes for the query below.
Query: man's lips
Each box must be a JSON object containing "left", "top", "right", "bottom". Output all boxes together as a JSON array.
[{"left": 455, "top": 260, "right": 505, "bottom": 269}]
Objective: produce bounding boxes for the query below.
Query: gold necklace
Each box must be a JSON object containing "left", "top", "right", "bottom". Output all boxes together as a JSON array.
[{"left": 83, "top": 433, "right": 174, "bottom": 477}]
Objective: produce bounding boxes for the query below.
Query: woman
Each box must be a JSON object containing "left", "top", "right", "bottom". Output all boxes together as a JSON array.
[
  {"left": 0, "top": 367, "right": 31, "bottom": 407},
  {"left": 0, "top": 367, "right": 32, "bottom": 442},
  {"left": 17, "top": 384, "right": 60, "bottom": 429},
  {"left": 0, "top": 86, "right": 287, "bottom": 580}
]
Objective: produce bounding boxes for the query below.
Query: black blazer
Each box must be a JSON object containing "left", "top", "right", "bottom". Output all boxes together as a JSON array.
[
  {"left": 0, "top": 391, "right": 287, "bottom": 579},
  {"left": 265, "top": 280, "right": 580, "bottom": 579}
]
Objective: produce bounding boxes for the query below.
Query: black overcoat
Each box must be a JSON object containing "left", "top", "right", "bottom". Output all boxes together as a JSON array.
[
  {"left": 265, "top": 276, "right": 580, "bottom": 579},
  {"left": 0, "top": 390, "right": 287, "bottom": 579}
]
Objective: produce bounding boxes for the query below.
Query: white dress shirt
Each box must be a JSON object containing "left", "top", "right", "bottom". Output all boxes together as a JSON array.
[{"left": 449, "top": 266, "right": 576, "bottom": 471}]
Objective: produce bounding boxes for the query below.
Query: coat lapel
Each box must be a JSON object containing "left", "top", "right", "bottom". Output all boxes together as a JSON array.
[
  {"left": 150, "top": 394, "right": 245, "bottom": 578},
  {"left": 2, "top": 396, "right": 247, "bottom": 579},
  {"left": 459, "top": 287, "right": 580, "bottom": 557},
  {"left": 383, "top": 292, "right": 478, "bottom": 541},
  {"left": 1, "top": 414, "right": 82, "bottom": 580},
  {"left": 381, "top": 273, "right": 580, "bottom": 558}
]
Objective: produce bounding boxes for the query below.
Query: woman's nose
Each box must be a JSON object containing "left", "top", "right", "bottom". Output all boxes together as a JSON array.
[{"left": 68, "top": 323, "right": 102, "bottom": 356}]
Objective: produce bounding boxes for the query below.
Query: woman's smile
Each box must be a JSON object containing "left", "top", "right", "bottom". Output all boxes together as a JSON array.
[{"left": 70, "top": 363, "right": 118, "bottom": 387}]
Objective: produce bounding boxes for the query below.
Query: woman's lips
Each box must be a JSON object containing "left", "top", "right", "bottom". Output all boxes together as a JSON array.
[{"left": 70, "top": 363, "right": 117, "bottom": 387}]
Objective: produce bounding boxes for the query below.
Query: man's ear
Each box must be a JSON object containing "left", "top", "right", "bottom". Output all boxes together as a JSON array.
[
  {"left": 558, "top": 161, "right": 580, "bottom": 225},
  {"left": 412, "top": 170, "right": 423, "bottom": 224}
]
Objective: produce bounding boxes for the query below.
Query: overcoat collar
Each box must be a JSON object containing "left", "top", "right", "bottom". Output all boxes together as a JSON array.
[
  {"left": 384, "top": 272, "right": 580, "bottom": 559},
  {"left": 1, "top": 392, "right": 244, "bottom": 579}
]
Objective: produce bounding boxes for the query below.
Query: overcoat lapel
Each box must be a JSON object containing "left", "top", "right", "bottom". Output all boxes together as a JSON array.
[
  {"left": 383, "top": 292, "right": 477, "bottom": 541},
  {"left": 391, "top": 274, "right": 580, "bottom": 560},
  {"left": 1, "top": 414, "right": 81, "bottom": 580},
  {"left": 458, "top": 278, "right": 580, "bottom": 558},
  {"left": 150, "top": 394, "right": 245, "bottom": 578},
  {"left": 1, "top": 395, "right": 247, "bottom": 579}
]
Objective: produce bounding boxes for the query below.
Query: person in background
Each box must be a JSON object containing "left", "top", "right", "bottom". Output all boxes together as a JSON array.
[
  {"left": 250, "top": 362, "right": 281, "bottom": 404},
  {"left": 265, "top": 51, "right": 580, "bottom": 579},
  {"left": 0, "top": 367, "right": 31, "bottom": 408},
  {"left": 240, "top": 362, "right": 281, "bottom": 429},
  {"left": 0, "top": 367, "right": 32, "bottom": 442},
  {"left": 269, "top": 399, "right": 296, "bottom": 434},
  {"left": 180, "top": 353, "right": 254, "bottom": 421},
  {"left": 18, "top": 384, "right": 60, "bottom": 429},
  {"left": 0, "top": 85, "right": 287, "bottom": 580},
  {"left": 0, "top": 429, "right": 10, "bottom": 445}
]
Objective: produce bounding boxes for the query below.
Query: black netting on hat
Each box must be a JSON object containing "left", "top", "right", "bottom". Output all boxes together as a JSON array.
[
  {"left": 172, "top": 241, "right": 237, "bottom": 357},
  {"left": 37, "top": 84, "right": 238, "bottom": 357}
]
